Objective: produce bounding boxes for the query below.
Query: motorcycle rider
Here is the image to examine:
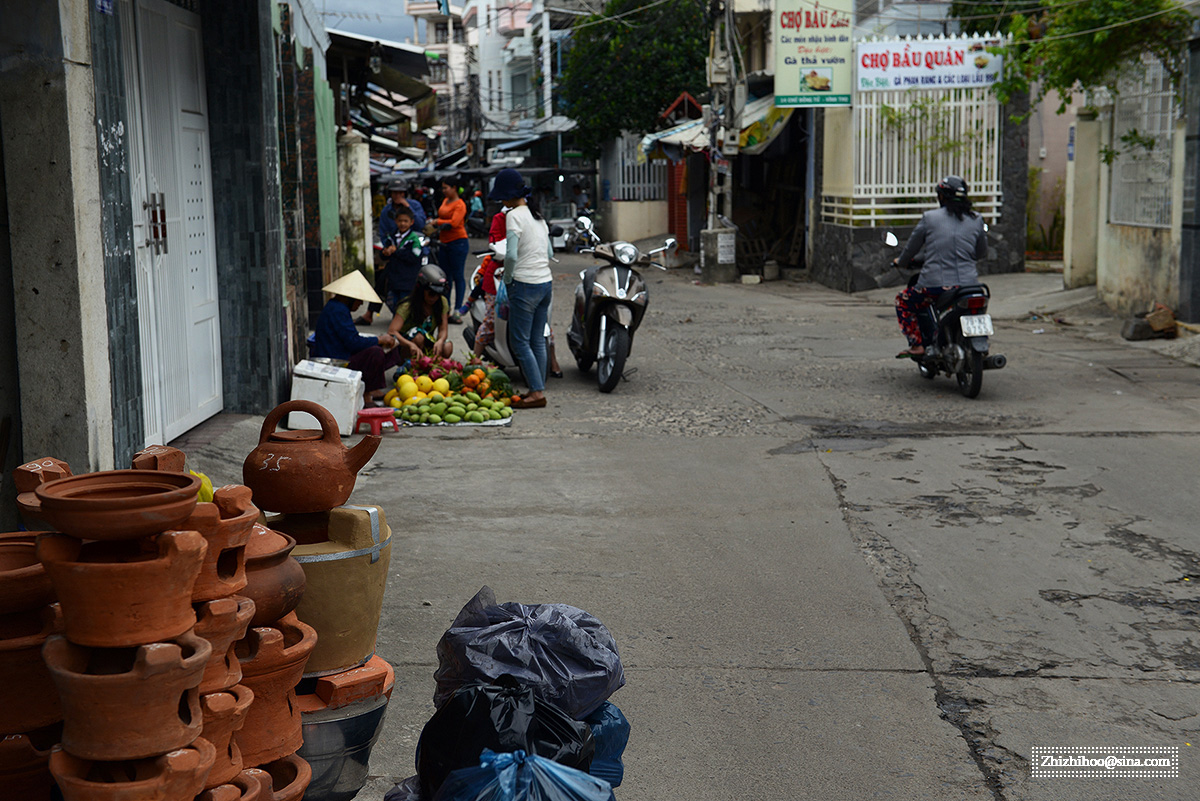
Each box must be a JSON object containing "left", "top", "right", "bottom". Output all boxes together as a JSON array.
[{"left": 893, "top": 175, "right": 987, "bottom": 359}]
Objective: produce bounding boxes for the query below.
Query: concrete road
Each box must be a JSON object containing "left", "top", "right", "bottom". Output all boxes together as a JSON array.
[{"left": 187, "top": 248, "right": 1198, "bottom": 800}]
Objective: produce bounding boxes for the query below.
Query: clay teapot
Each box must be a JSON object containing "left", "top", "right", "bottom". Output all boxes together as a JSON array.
[{"left": 242, "top": 401, "right": 380, "bottom": 514}]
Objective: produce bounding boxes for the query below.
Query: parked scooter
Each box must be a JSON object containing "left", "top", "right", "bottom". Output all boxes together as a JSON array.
[
  {"left": 568, "top": 228, "right": 677, "bottom": 392},
  {"left": 564, "top": 207, "right": 598, "bottom": 252},
  {"left": 883, "top": 231, "right": 1006, "bottom": 398}
]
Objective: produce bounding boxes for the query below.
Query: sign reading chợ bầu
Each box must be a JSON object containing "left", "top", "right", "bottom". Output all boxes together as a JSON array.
[
  {"left": 774, "top": 0, "right": 854, "bottom": 108},
  {"left": 855, "top": 37, "right": 1003, "bottom": 92}
]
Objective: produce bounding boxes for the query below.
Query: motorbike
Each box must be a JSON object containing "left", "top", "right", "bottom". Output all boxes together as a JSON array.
[
  {"left": 884, "top": 231, "right": 1005, "bottom": 398},
  {"left": 568, "top": 223, "right": 677, "bottom": 392},
  {"left": 563, "top": 207, "right": 597, "bottom": 252},
  {"left": 466, "top": 211, "right": 490, "bottom": 239}
]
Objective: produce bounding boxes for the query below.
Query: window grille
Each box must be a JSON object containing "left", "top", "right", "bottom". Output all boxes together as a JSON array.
[
  {"left": 1109, "top": 55, "right": 1177, "bottom": 228},
  {"left": 608, "top": 133, "right": 666, "bottom": 202}
]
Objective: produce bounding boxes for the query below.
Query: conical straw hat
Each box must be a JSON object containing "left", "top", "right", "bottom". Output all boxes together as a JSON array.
[{"left": 322, "top": 270, "right": 382, "bottom": 304}]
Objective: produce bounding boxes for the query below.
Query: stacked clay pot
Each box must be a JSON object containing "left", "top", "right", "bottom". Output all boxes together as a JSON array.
[
  {"left": 1, "top": 461, "right": 65, "bottom": 801},
  {"left": 242, "top": 400, "right": 393, "bottom": 801},
  {"left": 12, "top": 450, "right": 218, "bottom": 800}
]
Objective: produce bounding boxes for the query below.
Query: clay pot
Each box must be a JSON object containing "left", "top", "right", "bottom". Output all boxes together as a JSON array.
[
  {"left": 189, "top": 485, "right": 258, "bottom": 602},
  {"left": 195, "top": 596, "right": 256, "bottom": 693},
  {"left": 13, "top": 457, "right": 73, "bottom": 524},
  {"left": 235, "top": 614, "right": 317, "bottom": 767},
  {"left": 197, "top": 770, "right": 264, "bottom": 801},
  {"left": 131, "top": 444, "right": 188, "bottom": 472},
  {"left": 44, "top": 631, "right": 210, "bottom": 761},
  {"left": 29, "top": 469, "right": 202, "bottom": 541},
  {"left": 242, "top": 400, "right": 380, "bottom": 514},
  {"left": 0, "top": 533, "right": 55, "bottom": 615},
  {"left": 50, "top": 737, "right": 216, "bottom": 801},
  {"left": 242, "top": 754, "right": 312, "bottom": 801},
  {"left": 282, "top": 505, "right": 391, "bottom": 676},
  {"left": 201, "top": 684, "right": 255, "bottom": 788},
  {"left": 242, "top": 525, "right": 306, "bottom": 628},
  {"left": 0, "top": 605, "right": 62, "bottom": 734},
  {"left": 0, "top": 728, "right": 57, "bottom": 800},
  {"left": 38, "top": 530, "right": 205, "bottom": 647}
]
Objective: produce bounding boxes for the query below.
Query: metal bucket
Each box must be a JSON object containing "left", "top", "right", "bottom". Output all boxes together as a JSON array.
[{"left": 297, "top": 691, "right": 390, "bottom": 801}]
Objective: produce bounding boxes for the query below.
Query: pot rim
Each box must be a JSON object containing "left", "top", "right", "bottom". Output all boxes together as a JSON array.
[
  {"left": 34, "top": 469, "right": 201, "bottom": 511},
  {"left": 43, "top": 629, "right": 211, "bottom": 679}
]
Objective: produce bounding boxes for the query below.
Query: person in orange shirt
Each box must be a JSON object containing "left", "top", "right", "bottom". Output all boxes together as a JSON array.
[{"left": 435, "top": 176, "right": 469, "bottom": 323}]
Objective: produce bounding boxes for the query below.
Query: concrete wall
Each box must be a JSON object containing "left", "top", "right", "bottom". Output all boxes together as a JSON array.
[
  {"left": 1028, "top": 88, "right": 1078, "bottom": 252},
  {"left": 598, "top": 200, "right": 669, "bottom": 243},
  {"left": 0, "top": 0, "right": 115, "bottom": 474},
  {"left": 338, "top": 131, "right": 371, "bottom": 274},
  {"left": 1063, "top": 111, "right": 1099, "bottom": 288}
]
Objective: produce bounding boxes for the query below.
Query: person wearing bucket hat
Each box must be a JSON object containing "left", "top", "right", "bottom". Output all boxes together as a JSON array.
[
  {"left": 490, "top": 168, "right": 555, "bottom": 408},
  {"left": 313, "top": 271, "right": 403, "bottom": 403}
]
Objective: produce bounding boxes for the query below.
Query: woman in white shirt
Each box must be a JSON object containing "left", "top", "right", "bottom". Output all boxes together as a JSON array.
[{"left": 488, "top": 168, "right": 554, "bottom": 409}]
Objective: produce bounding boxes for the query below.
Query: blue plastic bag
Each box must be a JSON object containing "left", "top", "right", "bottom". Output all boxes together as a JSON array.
[
  {"left": 496, "top": 282, "right": 509, "bottom": 320},
  {"left": 583, "top": 702, "right": 629, "bottom": 788},
  {"left": 433, "top": 750, "right": 615, "bottom": 801}
]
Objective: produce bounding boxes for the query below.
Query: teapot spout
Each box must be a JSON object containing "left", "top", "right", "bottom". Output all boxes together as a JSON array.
[{"left": 345, "top": 434, "right": 382, "bottom": 475}]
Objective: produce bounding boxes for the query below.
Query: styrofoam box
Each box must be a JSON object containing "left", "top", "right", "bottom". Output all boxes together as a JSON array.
[{"left": 289, "top": 360, "right": 365, "bottom": 436}]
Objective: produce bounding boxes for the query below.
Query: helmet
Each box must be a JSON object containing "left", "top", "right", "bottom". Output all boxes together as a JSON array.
[
  {"left": 416, "top": 264, "right": 449, "bottom": 296},
  {"left": 936, "top": 175, "right": 969, "bottom": 206}
]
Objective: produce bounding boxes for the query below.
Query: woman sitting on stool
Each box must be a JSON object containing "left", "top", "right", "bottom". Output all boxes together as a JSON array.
[{"left": 312, "top": 271, "right": 400, "bottom": 405}]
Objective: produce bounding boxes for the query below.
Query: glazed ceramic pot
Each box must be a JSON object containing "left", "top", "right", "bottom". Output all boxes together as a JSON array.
[
  {"left": 131, "top": 444, "right": 188, "bottom": 472},
  {"left": 241, "top": 754, "right": 312, "bottom": 801},
  {"left": 0, "top": 605, "right": 62, "bottom": 735},
  {"left": 242, "top": 400, "right": 380, "bottom": 514},
  {"left": 0, "top": 533, "right": 54, "bottom": 616},
  {"left": 38, "top": 529, "right": 205, "bottom": 648},
  {"left": 189, "top": 485, "right": 258, "bottom": 602},
  {"left": 0, "top": 729, "right": 56, "bottom": 800},
  {"left": 201, "top": 684, "right": 255, "bottom": 788},
  {"left": 274, "top": 505, "right": 391, "bottom": 676},
  {"left": 195, "top": 596, "right": 256, "bottom": 694},
  {"left": 234, "top": 614, "right": 317, "bottom": 767},
  {"left": 13, "top": 457, "right": 73, "bottom": 524},
  {"left": 242, "top": 525, "right": 306, "bottom": 628},
  {"left": 28, "top": 469, "right": 202, "bottom": 541},
  {"left": 50, "top": 737, "right": 215, "bottom": 801},
  {"left": 44, "top": 631, "right": 210, "bottom": 761},
  {"left": 196, "top": 770, "right": 264, "bottom": 801}
]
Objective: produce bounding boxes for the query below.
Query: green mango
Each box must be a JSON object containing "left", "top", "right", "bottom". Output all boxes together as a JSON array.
[
  {"left": 428, "top": 414, "right": 442, "bottom": 424},
  {"left": 467, "top": 411, "right": 485, "bottom": 423},
  {"left": 445, "top": 413, "right": 462, "bottom": 423},
  {"left": 465, "top": 391, "right": 481, "bottom": 403},
  {"left": 499, "top": 407, "right": 512, "bottom": 419},
  {"left": 466, "top": 403, "right": 478, "bottom": 412}
]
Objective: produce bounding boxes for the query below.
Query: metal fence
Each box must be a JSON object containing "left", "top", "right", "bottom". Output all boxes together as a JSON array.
[
  {"left": 606, "top": 132, "right": 666, "bottom": 202},
  {"left": 1110, "top": 55, "right": 1177, "bottom": 229}
]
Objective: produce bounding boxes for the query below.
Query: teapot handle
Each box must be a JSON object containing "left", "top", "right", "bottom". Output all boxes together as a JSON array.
[{"left": 259, "top": 400, "right": 341, "bottom": 445}]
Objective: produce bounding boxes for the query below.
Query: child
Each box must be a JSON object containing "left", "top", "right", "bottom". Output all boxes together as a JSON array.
[{"left": 383, "top": 205, "right": 425, "bottom": 313}]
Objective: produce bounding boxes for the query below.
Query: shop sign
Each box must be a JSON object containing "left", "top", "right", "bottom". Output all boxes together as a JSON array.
[
  {"left": 856, "top": 37, "right": 1003, "bottom": 92},
  {"left": 774, "top": 0, "right": 854, "bottom": 108}
]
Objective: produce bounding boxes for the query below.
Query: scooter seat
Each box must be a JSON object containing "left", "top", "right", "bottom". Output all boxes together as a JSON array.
[{"left": 934, "top": 284, "right": 990, "bottom": 310}]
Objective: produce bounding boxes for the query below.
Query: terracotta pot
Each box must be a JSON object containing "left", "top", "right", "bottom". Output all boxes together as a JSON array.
[
  {"left": 282, "top": 505, "right": 391, "bottom": 676},
  {"left": 131, "top": 444, "right": 188, "bottom": 472},
  {"left": 241, "top": 754, "right": 312, "bottom": 801},
  {"left": 0, "top": 605, "right": 62, "bottom": 734},
  {"left": 201, "top": 684, "right": 255, "bottom": 788},
  {"left": 234, "top": 615, "right": 317, "bottom": 767},
  {"left": 29, "top": 469, "right": 202, "bottom": 541},
  {"left": 38, "top": 529, "right": 205, "bottom": 648},
  {"left": 0, "top": 533, "right": 55, "bottom": 615},
  {"left": 0, "top": 729, "right": 56, "bottom": 800},
  {"left": 50, "top": 737, "right": 215, "bottom": 801},
  {"left": 195, "top": 596, "right": 256, "bottom": 693},
  {"left": 242, "top": 525, "right": 306, "bottom": 628},
  {"left": 242, "top": 400, "right": 380, "bottom": 514},
  {"left": 44, "top": 631, "right": 210, "bottom": 761},
  {"left": 189, "top": 485, "right": 258, "bottom": 602},
  {"left": 197, "top": 770, "right": 264, "bottom": 801}
]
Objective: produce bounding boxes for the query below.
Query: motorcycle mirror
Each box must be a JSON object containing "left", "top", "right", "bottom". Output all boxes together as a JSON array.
[
  {"left": 550, "top": 225, "right": 564, "bottom": 237},
  {"left": 884, "top": 232, "right": 899, "bottom": 247},
  {"left": 983, "top": 223, "right": 990, "bottom": 232},
  {"left": 576, "top": 216, "right": 594, "bottom": 232}
]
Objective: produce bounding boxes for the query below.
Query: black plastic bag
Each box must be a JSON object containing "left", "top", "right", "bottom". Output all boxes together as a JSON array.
[
  {"left": 433, "top": 750, "right": 615, "bottom": 801},
  {"left": 435, "top": 587, "right": 625, "bottom": 719},
  {"left": 582, "top": 702, "right": 629, "bottom": 788},
  {"left": 417, "top": 678, "right": 595, "bottom": 801}
]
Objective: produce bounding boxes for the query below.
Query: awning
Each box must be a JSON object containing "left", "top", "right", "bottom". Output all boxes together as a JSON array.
[
  {"left": 493, "top": 136, "right": 541, "bottom": 152},
  {"left": 637, "top": 118, "right": 707, "bottom": 162},
  {"left": 326, "top": 30, "right": 432, "bottom": 103},
  {"left": 637, "top": 96, "right": 793, "bottom": 161}
]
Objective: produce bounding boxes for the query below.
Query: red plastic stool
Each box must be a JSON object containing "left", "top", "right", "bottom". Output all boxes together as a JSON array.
[{"left": 356, "top": 407, "right": 399, "bottom": 435}]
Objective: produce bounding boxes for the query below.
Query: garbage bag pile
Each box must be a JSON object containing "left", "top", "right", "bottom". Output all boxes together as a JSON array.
[{"left": 386, "top": 587, "right": 630, "bottom": 801}]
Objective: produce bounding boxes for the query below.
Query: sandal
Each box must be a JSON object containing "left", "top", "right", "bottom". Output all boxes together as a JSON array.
[
  {"left": 511, "top": 396, "right": 547, "bottom": 409},
  {"left": 896, "top": 347, "right": 925, "bottom": 359},
  {"left": 549, "top": 370, "right": 564, "bottom": 379}
]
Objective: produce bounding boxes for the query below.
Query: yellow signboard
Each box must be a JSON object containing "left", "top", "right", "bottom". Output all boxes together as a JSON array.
[{"left": 774, "top": 0, "right": 854, "bottom": 107}]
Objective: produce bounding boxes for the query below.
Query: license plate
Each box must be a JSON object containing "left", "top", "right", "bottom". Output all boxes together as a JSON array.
[{"left": 960, "top": 314, "right": 993, "bottom": 336}]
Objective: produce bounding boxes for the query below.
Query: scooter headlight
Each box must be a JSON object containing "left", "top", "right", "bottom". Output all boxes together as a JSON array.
[{"left": 613, "top": 242, "right": 639, "bottom": 265}]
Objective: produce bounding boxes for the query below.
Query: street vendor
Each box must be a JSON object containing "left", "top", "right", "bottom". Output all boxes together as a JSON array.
[
  {"left": 387, "top": 264, "right": 454, "bottom": 360},
  {"left": 312, "top": 271, "right": 401, "bottom": 404}
]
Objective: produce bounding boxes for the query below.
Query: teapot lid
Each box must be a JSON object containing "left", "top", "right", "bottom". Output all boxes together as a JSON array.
[{"left": 266, "top": 429, "right": 324, "bottom": 443}]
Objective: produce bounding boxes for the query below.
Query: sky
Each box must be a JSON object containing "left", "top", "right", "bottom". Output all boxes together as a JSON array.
[{"left": 315, "top": 0, "right": 418, "bottom": 46}]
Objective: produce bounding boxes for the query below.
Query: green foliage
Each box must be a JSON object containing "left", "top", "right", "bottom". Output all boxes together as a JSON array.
[
  {"left": 1026, "top": 166, "right": 1065, "bottom": 253},
  {"left": 559, "top": 0, "right": 709, "bottom": 157},
  {"left": 979, "top": 0, "right": 1193, "bottom": 111},
  {"left": 947, "top": 2, "right": 1017, "bottom": 36},
  {"left": 879, "top": 92, "right": 988, "bottom": 160}
]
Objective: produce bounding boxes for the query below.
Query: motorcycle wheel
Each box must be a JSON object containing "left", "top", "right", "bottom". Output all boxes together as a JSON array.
[
  {"left": 956, "top": 349, "right": 984, "bottom": 398},
  {"left": 918, "top": 361, "right": 935, "bottom": 380},
  {"left": 597, "top": 325, "right": 630, "bottom": 393}
]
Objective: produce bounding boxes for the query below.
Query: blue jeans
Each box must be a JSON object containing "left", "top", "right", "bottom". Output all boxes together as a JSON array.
[
  {"left": 507, "top": 280, "right": 553, "bottom": 392},
  {"left": 439, "top": 237, "right": 469, "bottom": 310}
]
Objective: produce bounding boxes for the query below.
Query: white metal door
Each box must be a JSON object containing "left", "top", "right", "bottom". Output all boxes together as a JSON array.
[{"left": 122, "top": 0, "right": 223, "bottom": 445}]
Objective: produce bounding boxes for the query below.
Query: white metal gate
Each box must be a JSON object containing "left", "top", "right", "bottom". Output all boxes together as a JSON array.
[{"left": 120, "top": 0, "right": 222, "bottom": 445}]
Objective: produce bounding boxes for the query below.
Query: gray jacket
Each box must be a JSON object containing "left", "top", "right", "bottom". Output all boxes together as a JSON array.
[{"left": 897, "top": 206, "right": 987, "bottom": 289}]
